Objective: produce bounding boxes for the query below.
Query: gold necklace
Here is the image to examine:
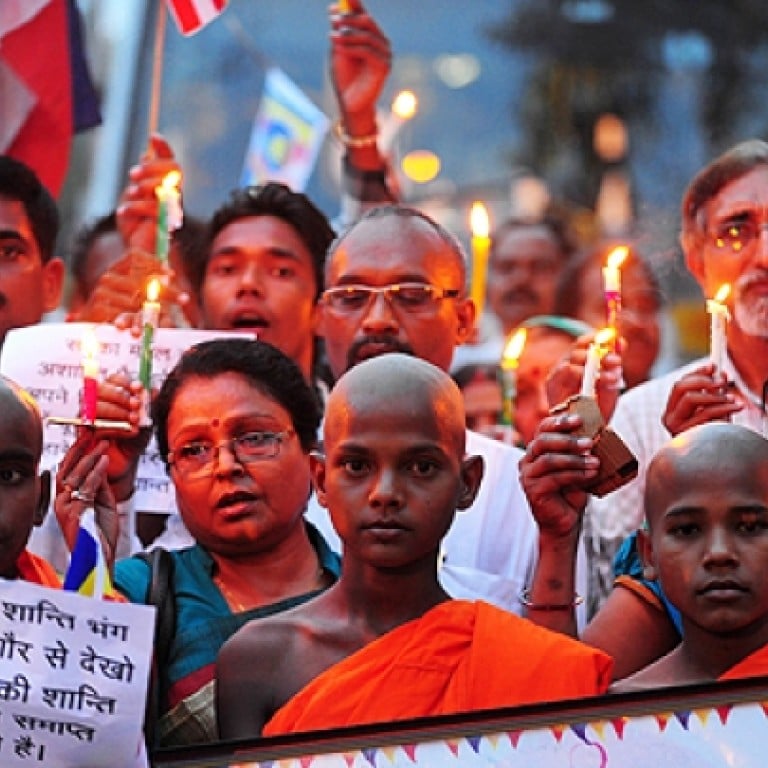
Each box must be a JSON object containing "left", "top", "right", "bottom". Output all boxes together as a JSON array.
[
  {"left": 216, "top": 576, "right": 247, "bottom": 612},
  {"left": 216, "top": 566, "right": 328, "bottom": 613}
]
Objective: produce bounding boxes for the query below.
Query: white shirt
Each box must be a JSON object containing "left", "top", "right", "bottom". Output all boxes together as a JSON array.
[{"left": 590, "top": 354, "right": 768, "bottom": 571}]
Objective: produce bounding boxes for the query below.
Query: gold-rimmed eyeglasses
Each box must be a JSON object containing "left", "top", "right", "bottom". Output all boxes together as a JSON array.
[
  {"left": 168, "top": 430, "right": 295, "bottom": 478},
  {"left": 322, "top": 282, "right": 461, "bottom": 314}
]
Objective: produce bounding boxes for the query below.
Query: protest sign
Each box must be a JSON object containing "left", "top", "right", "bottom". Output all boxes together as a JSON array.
[
  {"left": 0, "top": 579, "right": 154, "bottom": 767},
  {"left": 0, "top": 323, "right": 254, "bottom": 513}
]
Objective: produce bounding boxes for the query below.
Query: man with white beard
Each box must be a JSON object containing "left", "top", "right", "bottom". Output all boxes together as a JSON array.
[{"left": 591, "top": 139, "right": 768, "bottom": 554}]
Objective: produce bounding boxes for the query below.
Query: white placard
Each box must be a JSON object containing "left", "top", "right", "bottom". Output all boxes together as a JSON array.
[
  {"left": 0, "top": 323, "right": 254, "bottom": 512},
  {"left": 0, "top": 579, "right": 154, "bottom": 767}
]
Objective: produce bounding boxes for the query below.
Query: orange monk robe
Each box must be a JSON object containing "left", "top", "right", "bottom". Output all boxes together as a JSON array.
[
  {"left": 15, "top": 549, "right": 61, "bottom": 587},
  {"left": 264, "top": 600, "right": 613, "bottom": 735},
  {"left": 719, "top": 645, "right": 768, "bottom": 681}
]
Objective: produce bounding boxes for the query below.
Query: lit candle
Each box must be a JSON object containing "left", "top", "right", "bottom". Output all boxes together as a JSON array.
[
  {"left": 337, "top": 0, "right": 351, "bottom": 12},
  {"left": 155, "top": 170, "right": 182, "bottom": 266},
  {"left": 81, "top": 327, "right": 100, "bottom": 423},
  {"left": 602, "top": 245, "right": 628, "bottom": 339},
  {"left": 139, "top": 279, "right": 161, "bottom": 424},
  {"left": 500, "top": 328, "right": 527, "bottom": 427},
  {"left": 380, "top": 90, "right": 418, "bottom": 152},
  {"left": 707, "top": 283, "right": 731, "bottom": 372},
  {"left": 469, "top": 202, "right": 491, "bottom": 327},
  {"left": 580, "top": 328, "right": 616, "bottom": 397}
]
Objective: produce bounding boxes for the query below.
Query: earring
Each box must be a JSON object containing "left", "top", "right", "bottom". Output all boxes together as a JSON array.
[{"left": 642, "top": 564, "right": 657, "bottom": 581}]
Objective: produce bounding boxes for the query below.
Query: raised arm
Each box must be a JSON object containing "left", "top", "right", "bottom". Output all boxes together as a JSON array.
[
  {"left": 519, "top": 412, "right": 598, "bottom": 636},
  {"left": 545, "top": 332, "right": 624, "bottom": 422},
  {"left": 330, "top": 0, "right": 396, "bottom": 223},
  {"left": 54, "top": 434, "right": 118, "bottom": 571},
  {"left": 75, "top": 135, "right": 189, "bottom": 324}
]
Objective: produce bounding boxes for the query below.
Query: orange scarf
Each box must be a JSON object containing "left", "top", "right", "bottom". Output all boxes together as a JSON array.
[{"left": 15, "top": 549, "right": 61, "bottom": 587}]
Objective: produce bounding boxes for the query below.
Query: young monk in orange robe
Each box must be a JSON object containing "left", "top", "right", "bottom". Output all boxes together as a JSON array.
[
  {"left": 610, "top": 423, "right": 768, "bottom": 692},
  {"left": 217, "top": 354, "right": 612, "bottom": 738}
]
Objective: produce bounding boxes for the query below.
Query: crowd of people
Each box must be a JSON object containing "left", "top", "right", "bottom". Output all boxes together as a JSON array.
[{"left": 3, "top": 0, "right": 768, "bottom": 759}]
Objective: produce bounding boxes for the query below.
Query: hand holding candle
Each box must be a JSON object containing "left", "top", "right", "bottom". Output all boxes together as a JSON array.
[
  {"left": 602, "top": 245, "right": 628, "bottom": 341},
  {"left": 155, "top": 170, "right": 182, "bottom": 266},
  {"left": 469, "top": 202, "right": 491, "bottom": 328},
  {"left": 500, "top": 328, "right": 527, "bottom": 427},
  {"left": 707, "top": 283, "right": 731, "bottom": 372},
  {"left": 81, "top": 327, "right": 100, "bottom": 424},
  {"left": 580, "top": 328, "right": 616, "bottom": 397}
]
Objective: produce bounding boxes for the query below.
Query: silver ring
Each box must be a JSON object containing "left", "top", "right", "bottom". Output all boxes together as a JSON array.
[{"left": 70, "top": 489, "right": 94, "bottom": 504}]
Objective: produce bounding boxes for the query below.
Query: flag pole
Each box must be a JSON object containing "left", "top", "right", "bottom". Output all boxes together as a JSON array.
[{"left": 147, "top": 0, "right": 167, "bottom": 147}]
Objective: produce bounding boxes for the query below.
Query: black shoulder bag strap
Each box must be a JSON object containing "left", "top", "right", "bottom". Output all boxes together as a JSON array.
[{"left": 134, "top": 548, "right": 175, "bottom": 751}]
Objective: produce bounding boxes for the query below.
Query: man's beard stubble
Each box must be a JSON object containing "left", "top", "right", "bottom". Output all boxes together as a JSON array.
[{"left": 734, "top": 273, "right": 768, "bottom": 338}]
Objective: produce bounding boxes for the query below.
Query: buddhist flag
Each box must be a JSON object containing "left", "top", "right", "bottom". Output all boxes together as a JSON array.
[
  {"left": 241, "top": 67, "right": 330, "bottom": 192},
  {"left": 165, "top": 0, "right": 229, "bottom": 36},
  {"left": 63, "top": 509, "right": 113, "bottom": 599},
  {"left": 0, "top": 0, "right": 101, "bottom": 196}
]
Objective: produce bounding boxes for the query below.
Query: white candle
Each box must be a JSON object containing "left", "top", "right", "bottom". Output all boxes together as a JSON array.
[
  {"left": 155, "top": 170, "right": 182, "bottom": 266},
  {"left": 580, "top": 342, "right": 601, "bottom": 397},
  {"left": 81, "top": 327, "right": 100, "bottom": 423},
  {"left": 707, "top": 284, "right": 731, "bottom": 371},
  {"left": 602, "top": 245, "right": 628, "bottom": 338},
  {"left": 469, "top": 202, "right": 490, "bottom": 327},
  {"left": 580, "top": 328, "right": 615, "bottom": 397},
  {"left": 500, "top": 328, "right": 527, "bottom": 426},
  {"left": 380, "top": 90, "right": 418, "bottom": 152},
  {"left": 602, "top": 245, "right": 627, "bottom": 293},
  {"left": 138, "top": 279, "right": 161, "bottom": 426}
]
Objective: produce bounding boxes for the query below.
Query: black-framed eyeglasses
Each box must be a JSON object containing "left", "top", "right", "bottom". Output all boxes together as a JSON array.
[
  {"left": 322, "top": 282, "right": 461, "bottom": 314},
  {"left": 709, "top": 213, "right": 768, "bottom": 254},
  {"left": 168, "top": 430, "right": 295, "bottom": 478}
]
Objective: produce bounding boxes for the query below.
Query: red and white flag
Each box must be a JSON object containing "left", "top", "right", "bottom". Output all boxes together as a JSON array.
[
  {"left": 165, "top": 0, "right": 228, "bottom": 36},
  {"left": 0, "top": 0, "right": 72, "bottom": 196}
]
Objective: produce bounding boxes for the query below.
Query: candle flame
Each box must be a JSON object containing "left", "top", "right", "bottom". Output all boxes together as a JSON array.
[
  {"left": 714, "top": 283, "right": 731, "bottom": 303},
  {"left": 502, "top": 328, "right": 527, "bottom": 368},
  {"left": 470, "top": 202, "right": 490, "bottom": 238},
  {"left": 82, "top": 327, "right": 99, "bottom": 359},
  {"left": 147, "top": 278, "right": 161, "bottom": 302},
  {"left": 392, "top": 90, "right": 417, "bottom": 120},
  {"left": 160, "top": 170, "right": 181, "bottom": 192},
  {"left": 606, "top": 245, "right": 629, "bottom": 270},
  {"left": 595, "top": 327, "right": 616, "bottom": 346}
]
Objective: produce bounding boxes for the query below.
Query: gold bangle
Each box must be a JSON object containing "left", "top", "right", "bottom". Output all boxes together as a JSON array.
[
  {"left": 519, "top": 588, "right": 584, "bottom": 611},
  {"left": 333, "top": 120, "right": 378, "bottom": 149}
]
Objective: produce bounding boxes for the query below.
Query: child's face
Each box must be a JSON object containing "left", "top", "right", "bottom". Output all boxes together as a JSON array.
[
  {"left": 316, "top": 385, "right": 479, "bottom": 570},
  {"left": 646, "top": 459, "right": 768, "bottom": 636},
  {"left": 0, "top": 394, "right": 44, "bottom": 578}
]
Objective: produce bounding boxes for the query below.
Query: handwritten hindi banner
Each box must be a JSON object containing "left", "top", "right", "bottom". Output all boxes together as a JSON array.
[
  {"left": 0, "top": 579, "right": 154, "bottom": 768},
  {"left": 0, "top": 323, "right": 254, "bottom": 513}
]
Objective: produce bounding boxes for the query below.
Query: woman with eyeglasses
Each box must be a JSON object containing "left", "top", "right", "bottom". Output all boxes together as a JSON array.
[{"left": 61, "top": 339, "right": 339, "bottom": 748}]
